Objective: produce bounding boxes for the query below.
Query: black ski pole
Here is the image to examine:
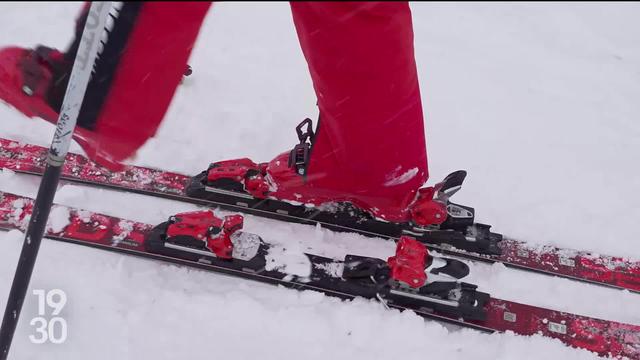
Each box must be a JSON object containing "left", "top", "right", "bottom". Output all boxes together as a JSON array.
[{"left": 0, "top": 3, "right": 111, "bottom": 359}]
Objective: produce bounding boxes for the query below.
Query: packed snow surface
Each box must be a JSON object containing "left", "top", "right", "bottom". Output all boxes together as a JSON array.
[{"left": 1, "top": 2, "right": 640, "bottom": 359}]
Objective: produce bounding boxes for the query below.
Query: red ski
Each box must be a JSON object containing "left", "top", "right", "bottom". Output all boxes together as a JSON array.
[
  {"left": 1, "top": 137, "right": 639, "bottom": 293},
  {"left": 0, "top": 190, "right": 638, "bottom": 358}
]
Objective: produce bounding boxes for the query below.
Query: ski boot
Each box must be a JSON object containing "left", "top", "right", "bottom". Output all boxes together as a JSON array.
[
  {"left": 1, "top": 1, "right": 198, "bottom": 171},
  {"left": 0, "top": 46, "right": 66, "bottom": 122},
  {"left": 0, "top": 43, "right": 129, "bottom": 169},
  {"left": 186, "top": 118, "right": 502, "bottom": 255}
]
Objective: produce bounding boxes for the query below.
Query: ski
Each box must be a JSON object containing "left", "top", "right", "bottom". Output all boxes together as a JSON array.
[
  {"left": 0, "top": 190, "right": 638, "bottom": 358},
  {"left": 1, "top": 138, "right": 639, "bottom": 293}
]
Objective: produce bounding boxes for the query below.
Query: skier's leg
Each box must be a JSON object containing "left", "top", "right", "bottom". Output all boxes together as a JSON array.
[
  {"left": 288, "top": 2, "right": 428, "bottom": 222},
  {"left": 0, "top": 2, "right": 211, "bottom": 168},
  {"left": 196, "top": 2, "right": 437, "bottom": 224}
]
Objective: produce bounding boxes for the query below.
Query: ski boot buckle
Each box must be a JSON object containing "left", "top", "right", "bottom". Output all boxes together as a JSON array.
[{"left": 288, "top": 118, "right": 314, "bottom": 177}]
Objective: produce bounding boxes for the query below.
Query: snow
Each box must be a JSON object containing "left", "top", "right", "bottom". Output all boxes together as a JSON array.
[
  {"left": 315, "top": 262, "right": 344, "bottom": 279},
  {"left": 230, "top": 232, "right": 261, "bottom": 261},
  {"left": 384, "top": 167, "right": 420, "bottom": 187},
  {"left": 265, "top": 243, "right": 312, "bottom": 278},
  {"left": 112, "top": 220, "right": 134, "bottom": 247},
  {"left": 9, "top": 197, "right": 28, "bottom": 228},
  {"left": 46, "top": 206, "right": 71, "bottom": 234},
  {"left": 1, "top": 2, "right": 640, "bottom": 359}
]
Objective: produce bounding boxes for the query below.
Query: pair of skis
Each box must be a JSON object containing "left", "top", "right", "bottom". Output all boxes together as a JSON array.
[
  {"left": 1, "top": 138, "right": 639, "bottom": 294},
  {"left": 0, "top": 138, "right": 639, "bottom": 357}
]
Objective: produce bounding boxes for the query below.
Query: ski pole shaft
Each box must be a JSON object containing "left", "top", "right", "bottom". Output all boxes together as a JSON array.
[{"left": 0, "top": 3, "right": 111, "bottom": 359}]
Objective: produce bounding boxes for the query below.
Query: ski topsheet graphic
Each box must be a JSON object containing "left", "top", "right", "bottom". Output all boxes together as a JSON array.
[
  {"left": 1, "top": 138, "right": 639, "bottom": 293},
  {"left": 0, "top": 191, "right": 638, "bottom": 358}
]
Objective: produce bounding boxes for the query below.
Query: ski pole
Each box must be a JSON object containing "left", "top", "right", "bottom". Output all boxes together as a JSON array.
[{"left": 0, "top": 3, "right": 111, "bottom": 359}]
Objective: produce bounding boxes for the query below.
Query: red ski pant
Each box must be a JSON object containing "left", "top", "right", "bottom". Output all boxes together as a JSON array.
[{"left": 82, "top": 2, "right": 428, "bottom": 209}]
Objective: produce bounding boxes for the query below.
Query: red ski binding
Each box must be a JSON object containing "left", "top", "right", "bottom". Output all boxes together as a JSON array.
[
  {"left": 206, "top": 159, "right": 270, "bottom": 197},
  {"left": 387, "top": 236, "right": 429, "bottom": 288},
  {"left": 166, "top": 211, "right": 243, "bottom": 259}
]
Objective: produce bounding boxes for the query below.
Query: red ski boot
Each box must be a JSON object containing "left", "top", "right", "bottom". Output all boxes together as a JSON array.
[
  {"left": 0, "top": 46, "right": 65, "bottom": 123},
  {"left": 187, "top": 118, "right": 501, "bottom": 254},
  {"left": 187, "top": 119, "right": 455, "bottom": 227},
  {"left": 1, "top": 3, "right": 206, "bottom": 171},
  {"left": 0, "top": 44, "right": 127, "bottom": 170}
]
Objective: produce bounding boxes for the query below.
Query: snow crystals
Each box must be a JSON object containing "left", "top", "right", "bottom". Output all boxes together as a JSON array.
[
  {"left": 112, "top": 220, "right": 135, "bottom": 247},
  {"left": 231, "top": 231, "right": 261, "bottom": 261},
  {"left": 314, "top": 261, "right": 344, "bottom": 278},
  {"left": 265, "top": 244, "right": 312, "bottom": 278},
  {"left": 46, "top": 206, "right": 71, "bottom": 234}
]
